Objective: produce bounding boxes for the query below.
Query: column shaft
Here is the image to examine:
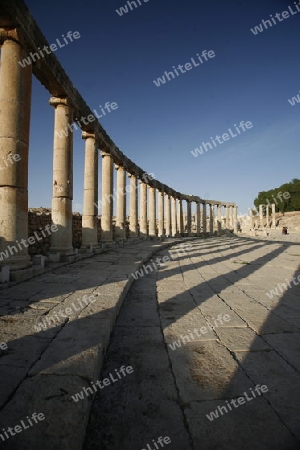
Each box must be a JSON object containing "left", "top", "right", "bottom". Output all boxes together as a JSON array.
[
  {"left": 0, "top": 34, "right": 32, "bottom": 268},
  {"left": 149, "top": 187, "right": 156, "bottom": 237},
  {"left": 116, "top": 165, "right": 126, "bottom": 239},
  {"left": 196, "top": 203, "right": 201, "bottom": 236},
  {"left": 217, "top": 204, "right": 222, "bottom": 232},
  {"left": 158, "top": 190, "right": 165, "bottom": 237},
  {"left": 101, "top": 151, "right": 114, "bottom": 242},
  {"left": 50, "top": 97, "right": 74, "bottom": 253},
  {"left": 140, "top": 182, "right": 148, "bottom": 236},
  {"left": 129, "top": 173, "right": 138, "bottom": 237},
  {"left": 202, "top": 203, "right": 207, "bottom": 234},
  {"left": 187, "top": 201, "right": 192, "bottom": 236},
  {"left": 209, "top": 204, "right": 214, "bottom": 234},
  {"left": 82, "top": 132, "right": 98, "bottom": 248},
  {"left": 171, "top": 197, "right": 177, "bottom": 237},
  {"left": 272, "top": 203, "right": 276, "bottom": 229},
  {"left": 178, "top": 199, "right": 184, "bottom": 236},
  {"left": 165, "top": 193, "right": 171, "bottom": 237}
]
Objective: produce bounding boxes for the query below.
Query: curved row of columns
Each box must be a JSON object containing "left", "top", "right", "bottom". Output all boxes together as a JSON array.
[{"left": 0, "top": 27, "right": 238, "bottom": 270}]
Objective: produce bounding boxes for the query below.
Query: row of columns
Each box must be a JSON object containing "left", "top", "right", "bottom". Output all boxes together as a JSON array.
[{"left": 0, "top": 30, "right": 238, "bottom": 270}]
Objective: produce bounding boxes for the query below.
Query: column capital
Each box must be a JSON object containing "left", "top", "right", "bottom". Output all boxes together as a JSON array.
[
  {"left": 101, "top": 149, "right": 111, "bottom": 158},
  {"left": 49, "top": 96, "right": 71, "bottom": 108},
  {"left": 82, "top": 131, "right": 96, "bottom": 140}
]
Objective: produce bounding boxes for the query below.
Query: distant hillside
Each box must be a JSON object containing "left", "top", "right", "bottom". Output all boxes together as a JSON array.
[{"left": 254, "top": 179, "right": 300, "bottom": 213}]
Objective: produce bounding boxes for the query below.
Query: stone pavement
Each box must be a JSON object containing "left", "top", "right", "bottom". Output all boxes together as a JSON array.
[
  {"left": 85, "top": 236, "right": 300, "bottom": 450},
  {"left": 1, "top": 236, "right": 300, "bottom": 449}
]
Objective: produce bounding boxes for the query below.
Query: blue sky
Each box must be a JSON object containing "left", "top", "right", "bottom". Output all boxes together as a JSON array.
[{"left": 25, "top": 0, "right": 300, "bottom": 215}]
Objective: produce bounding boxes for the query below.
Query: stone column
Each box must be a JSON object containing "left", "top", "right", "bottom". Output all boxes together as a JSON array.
[
  {"left": 266, "top": 205, "right": 270, "bottom": 228},
  {"left": 158, "top": 189, "right": 165, "bottom": 237},
  {"left": 233, "top": 206, "right": 238, "bottom": 233},
  {"left": 217, "top": 204, "right": 222, "bottom": 232},
  {"left": 209, "top": 204, "right": 214, "bottom": 234},
  {"left": 149, "top": 186, "right": 156, "bottom": 237},
  {"left": 0, "top": 31, "right": 32, "bottom": 268},
  {"left": 101, "top": 150, "right": 114, "bottom": 242},
  {"left": 129, "top": 172, "right": 138, "bottom": 237},
  {"left": 196, "top": 202, "right": 201, "bottom": 236},
  {"left": 139, "top": 182, "right": 148, "bottom": 237},
  {"left": 82, "top": 132, "right": 98, "bottom": 249},
  {"left": 115, "top": 164, "right": 126, "bottom": 239},
  {"left": 249, "top": 209, "right": 254, "bottom": 229},
  {"left": 171, "top": 197, "right": 177, "bottom": 237},
  {"left": 49, "top": 97, "right": 74, "bottom": 255},
  {"left": 178, "top": 199, "right": 184, "bottom": 236},
  {"left": 165, "top": 193, "right": 171, "bottom": 237},
  {"left": 186, "top": 201, "right": 192, "bottom": 236},
  {"left": 272, "top": 203, "right": 276, "bottom": 229},
  {"left": 259, "top": 204, "right": 263, "bottom": 228},
  {"left": 226, "top": 205, "right": 230, "bottom": 229},
  {"left": 202, "top": 203, "right": 207, "bottom": 234}
]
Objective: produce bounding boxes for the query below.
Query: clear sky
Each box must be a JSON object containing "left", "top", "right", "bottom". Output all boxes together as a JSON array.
[{"left": 25, "top": 0, "right": 300, "bottom": 216}]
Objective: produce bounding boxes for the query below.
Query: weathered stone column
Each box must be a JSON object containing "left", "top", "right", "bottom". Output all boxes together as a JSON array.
[
  {"left": 217, "top": 204, "right": 222, "bottom": 232},
  {"left": 158, "top": 189, "right": 165, "bottom": 237},
  {"left": 226, "top": 205, "right": 230, "bottom": 229},
  {"left": 139, "top": 182, "right": 148, "bottom": 237},
  {"left": 187, "top": 201, "right": 192, "bottom": 236},
  {"left": 171, "top": 197, "right": 177, "bottom": 237},
  {"left": 196, "top": 202, "right": 201, "bottom": 236},
  {"left": 178, "top": 199, "right": 184, "bottom": 236},
  {"left": 266, "top": 204, "right": 270, "bottom": 228},
  {"left": 129, "top": 172, "right": 138, "bottom": 237},
  {"left": 259, "top": 204, "right": 263, "bottom": 228},
  {"left": 165, "top": 193, "right": 171, "bottom": 237},
  {"left": 202, "top": 203, "right": 207, "bottom": 234},
  {"left": 0, "top": 31, "right": 32, "bottom": 268},
  {"left": 149, "top": 186, "right": 156, "bottom": 237},
  {"left": 233, "top": 206, "right": 238, "bottom": 233},
  {"left": 272, "top": 203, "right": 276, "bottom": 229},
  {"left": 49, "top": 97, "right": 74, "bottom": 255},
  {"left": 115, "top": 164, "right": 126, "bottom": 239},
  {"left": 209, "top": 204, "right": 214, "bottom": 234},
  {"left": 249, "top": 209, "right": 254, "bottom": 229},
  {"left": 82, "top": 132, "right": 98, "bottom": 249},
  {"left": 101, "top": 150, "right": 114, "bottom": 242}
]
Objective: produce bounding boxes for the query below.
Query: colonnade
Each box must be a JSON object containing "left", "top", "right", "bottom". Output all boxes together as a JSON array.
[{"left": 0, "top": 15, "right": 238, "bottom": 273}]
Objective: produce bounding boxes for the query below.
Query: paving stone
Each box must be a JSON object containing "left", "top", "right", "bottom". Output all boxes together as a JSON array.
[
  {"left": 184, "top": 398, "right": 299, "bottom": 450},
  {"left": 215, "top": 327, "right": 271, "bottom": 352}
]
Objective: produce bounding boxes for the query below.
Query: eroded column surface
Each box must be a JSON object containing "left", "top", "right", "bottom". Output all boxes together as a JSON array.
[
  {"left": 50, "top": 97, "right": 74, "bottom": 254},
  {"left": 115, "top": 164, "right": 126, "bottom": 239},
  {"left": 217, "top": 204, "right": 222, "bottom": 232},
  {"left": 129, "top": 173, "right": 138, "bottom": 237},
  {"left": 139, "top": 182, "right": 148, "bottom": 237},
  {"left": 101, "top": 150, "right": 114, "bottom": 242},
  {"left": 158, "top": 189, "right": 165, "bottom": 237},
  {"left": 186, "top": 201, "right": 192, "bottom": 236},
  {"left": 196, "top": 202, "right": 201, "bottom": 236},
  {"left": 202, "top": 203, "right": 207, "bottom": 234},
  {"left": 225, "top": 205, "right": 230, "bottom": 229},
  {"left": 149, "top": 186, "right": 156, "bottom": 237},
  {"left": 233, "top": 205, "right": 238, "bottom": 233},
  {"left": 272, "top": 203, "right": 276, "bottom": 229},
  {"left": 209, "top": 203, "right": 214, "bottom": 234},
  {"left": 171, "top": 197, "right": 177, "bottom": 237},
  {"left": 165, "top": 193, "right": 171, "bottom": 237},
  {"left": 82, "top": 132, "right": 98, "bottom": 249},
  {"left": 0, "top": 30, "right": 32, "bottom": 268},
  {"left": 178, "top": 199, "right": 184, "bottom": 236},
  {"left": 259, "top": 204, "right": 263, "bottom": 228},
  {"left": 266, "top": 205, "right": 270, "bottom": 228}
]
